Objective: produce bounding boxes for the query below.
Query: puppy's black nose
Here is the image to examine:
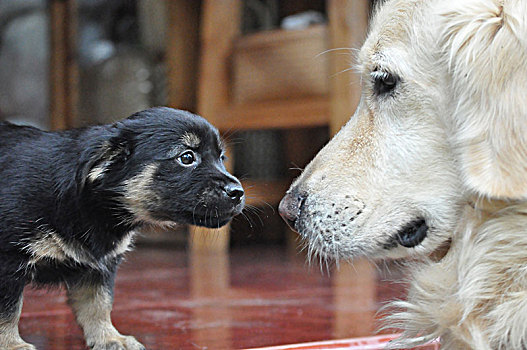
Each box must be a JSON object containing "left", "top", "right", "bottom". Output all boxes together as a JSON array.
[
  {"left": 224, "top": 182, "right": 244, "bottom": 204},
  {"left": 279, "top": 191, "right": 304, "bottom": 230}
]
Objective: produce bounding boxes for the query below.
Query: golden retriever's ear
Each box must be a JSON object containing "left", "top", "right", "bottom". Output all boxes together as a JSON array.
[{"left": 439, "top": 0, "right": 527, "bottom": 199}]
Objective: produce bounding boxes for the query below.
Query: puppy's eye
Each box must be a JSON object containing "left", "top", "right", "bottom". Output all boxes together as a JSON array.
[
  {"left": 177, "top": 151, "right": 196, "bottom": 166},
  {"left": 372, "top": 70, "right": 398, "bottom": 96},
  {"left": 221, "top": 154, "right": 227, "bottom": 162}
]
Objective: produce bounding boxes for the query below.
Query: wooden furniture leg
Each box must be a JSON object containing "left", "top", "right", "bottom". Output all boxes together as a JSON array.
[
  {"left": 49, "top": 0, "right": 78, "bottom": 130},
  {"left": 333, "top": 260, "right": 376, "bottom": 338},
  {"left": 191, "top": 0, "right": 242, "bottom": 252},
  {"left": 166, "top": 0, "right": 201, "bottom": 112},
  {"left": 327, "top": 0, "right": 369, "bottom": 134}
]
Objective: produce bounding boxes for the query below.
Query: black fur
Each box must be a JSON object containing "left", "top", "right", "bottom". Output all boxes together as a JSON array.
[{"left": 0, "top": 107, "right": 244, "bottom": 347}]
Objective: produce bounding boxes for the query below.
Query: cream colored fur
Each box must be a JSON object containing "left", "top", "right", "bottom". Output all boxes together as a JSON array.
[
  {"left": 288, "top": 0, "right": 527, "bottom": 348},
  {"left": 67, "top": 284, "right": 144, "bottom": 350},
  {"left": 0, "top": 296, "right": 35, "bottom": 350},
  {"left": 387, "top": 201, "right": 527, "bottom": 349}
]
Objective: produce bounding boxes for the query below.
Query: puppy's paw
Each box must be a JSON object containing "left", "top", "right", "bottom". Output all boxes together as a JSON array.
[{"left": 91, "top": 335, "right": 145, "bottom": 350}]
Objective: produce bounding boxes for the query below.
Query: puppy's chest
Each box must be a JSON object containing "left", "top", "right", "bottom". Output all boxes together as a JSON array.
[{"left": 22, "top": 228, "right": 135, "bottom": 272}]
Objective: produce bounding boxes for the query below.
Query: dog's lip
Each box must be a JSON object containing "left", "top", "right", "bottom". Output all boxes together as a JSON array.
[
  {"left": 191, "top": 215, "right": 232, "bottom": 228},
  {"left": 395, "top": 218, "right": 428, "bottom": 248},
  {"left": 187, "top": 207, "right": 242, "bottom": 226}
]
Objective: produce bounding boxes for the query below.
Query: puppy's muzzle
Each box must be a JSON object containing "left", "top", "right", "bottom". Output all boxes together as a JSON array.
[{"left": 279, "top": 190, "right": 305, "bottom": 230}]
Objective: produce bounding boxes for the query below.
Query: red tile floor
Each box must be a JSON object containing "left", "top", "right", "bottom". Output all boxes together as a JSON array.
[{"left": 20, "top": 245, "right": 410, "bottom": 349}]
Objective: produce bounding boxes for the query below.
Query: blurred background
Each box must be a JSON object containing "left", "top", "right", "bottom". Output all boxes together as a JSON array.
[{"left": 0, "top": 0, "right": 380, "bottom": 249}]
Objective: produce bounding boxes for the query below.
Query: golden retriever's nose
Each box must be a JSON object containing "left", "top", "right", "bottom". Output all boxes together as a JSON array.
[{"left": 279, "top": 191, "right": 304, "bottom": 230}]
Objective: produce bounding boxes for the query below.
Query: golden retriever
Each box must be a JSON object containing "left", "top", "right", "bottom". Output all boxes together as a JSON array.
[{"left": 279, "top": 0, "right": 527, "bottom": 348}]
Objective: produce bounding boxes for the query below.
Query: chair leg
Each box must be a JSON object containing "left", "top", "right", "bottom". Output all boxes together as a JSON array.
[{"left": 189, "top": 224, "right": 230, "bottom": 253}]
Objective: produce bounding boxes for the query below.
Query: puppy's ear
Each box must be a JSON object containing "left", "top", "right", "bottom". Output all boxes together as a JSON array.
[
  {"left": 440, "top": 0, "right": 527, "bottom": 199},
  {"left": 77, "top": 129, "right": 133, "bottom": 191}
]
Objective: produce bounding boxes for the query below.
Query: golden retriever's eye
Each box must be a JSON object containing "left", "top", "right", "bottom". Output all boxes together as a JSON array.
[
  {"left": 177, "top": 151, "right": 196, "bottom": 166},
  {"left": 372, "top": 70, "right": 398, "bottom": 96}
]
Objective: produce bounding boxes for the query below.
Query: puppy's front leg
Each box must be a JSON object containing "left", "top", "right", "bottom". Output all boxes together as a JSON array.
[
  {"left": 0, "top": 292, "right": 36, "bottom": 350},
  {"left": 67, "top": 277, "right": 145, "bottom": 350}
]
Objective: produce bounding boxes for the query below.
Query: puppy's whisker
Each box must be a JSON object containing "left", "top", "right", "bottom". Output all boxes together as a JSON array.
[
  {"left": 242, "top": 214, "right": 261, "bottom": 228},
  {"left": 242, "top": 205, "right": 254, "bottom": 214},
  {"left": 191, "top": 198, "right": 205, "bottom": 225},
  {"left": 241, "top": 208, "right": 261, "bottom": 229},
  {"left": 260, "top": 200, "right": 276, "bottom": 213},
  {"left": 241, "top": 205, "right": 264, "bottom": 225},
  {"left": 250, "top": 211, "right": 264, "bottom": 228},
  {"left": 244, "top": 204, "right": 263, "bottom": 213},
  {"left": 212, "top": 207, "right": 218, "bottom": 228},
  {"left": 239, "top": 212, "right": 254, "bottom": 229},
  {"left": 203, "top": 208, "right": 208, "bottom": 227},
  {"left": 245, "top": 197, "right": 276, "bottom": 214},
  {"left": 209, "top": 208, "right": 215, "bottom": 228}
]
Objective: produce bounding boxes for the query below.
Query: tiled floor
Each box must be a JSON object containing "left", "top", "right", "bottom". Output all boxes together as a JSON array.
[{"left": 19, "top": 245, "right": 409, "bottom": 349}]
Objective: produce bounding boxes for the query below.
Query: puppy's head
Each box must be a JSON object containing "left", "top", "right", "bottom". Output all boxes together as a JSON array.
[
  {"left": 79, "top": 107, "right": 244, "bottom": 228},
  {"left": 280, "top": 0, "right": 527, "bottom": 261}
]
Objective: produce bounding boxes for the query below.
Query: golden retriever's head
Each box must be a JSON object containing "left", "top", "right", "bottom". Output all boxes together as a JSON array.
[{"left": 279, "top": 0, "right": 527, "bottom": 260}]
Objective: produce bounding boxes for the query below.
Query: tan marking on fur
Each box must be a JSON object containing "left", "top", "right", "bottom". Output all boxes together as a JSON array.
[
  {"left": 110, "top": 231, "right": 135, "bottom": 257},
  {"left": 123, "top": 163, "right": 159, "bottom": 222},
  {"left": 0, "top": 296, "right": 35, "bottom": 349},
  {"left": 67, "top": 284, "right": 144, "bottom": 349},
  {"left": 87, "top": 142, "right": 130, "bottom": 183},
  {"left": 24, "top": 229, "right": 90, "bottom": 266},
  {"left": 123, "top": 163, "right": 178, "bottom": 227},
  {"left": 181, "top": 132, "right": 201, "bottom": 148},
  {"left": 24, "top": 228, "right": 135, "bottom": 269},
  {"left": 88, "top": 165, "right": 108, "bottom": 182},
  {"left": 25, "top": 231, "right": 68, "bottom": 264},
  {"left": 86, "top": 141, "right": 117, "bottom": 182}
]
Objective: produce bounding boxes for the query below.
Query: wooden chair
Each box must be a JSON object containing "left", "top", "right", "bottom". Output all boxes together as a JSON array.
[{"left": 191, "top": 0, "right": 370, "bottom": 253}]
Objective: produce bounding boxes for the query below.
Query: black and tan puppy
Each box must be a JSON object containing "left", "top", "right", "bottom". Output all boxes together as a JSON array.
[{"left": 0, "top": 107, "right": 244, "bottom": 350}]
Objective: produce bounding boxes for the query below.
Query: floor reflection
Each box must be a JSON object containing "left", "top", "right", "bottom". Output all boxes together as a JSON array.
[
  {"left": 333, "top": 260, "right": 376, "bottom": 339},
  {"left": 190, "top": 251, "right": 232, "bottom": 349},
  {"left": 19, "top": 245, "right": 407, "bottom": 350}
]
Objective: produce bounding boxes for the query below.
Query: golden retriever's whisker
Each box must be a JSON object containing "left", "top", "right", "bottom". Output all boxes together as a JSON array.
[
  {"left": 315, "top": 47, "right": 358, "bottom": 59},
  {"left": 329, "top": 66, "right": 357, "bottom": 79}
]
